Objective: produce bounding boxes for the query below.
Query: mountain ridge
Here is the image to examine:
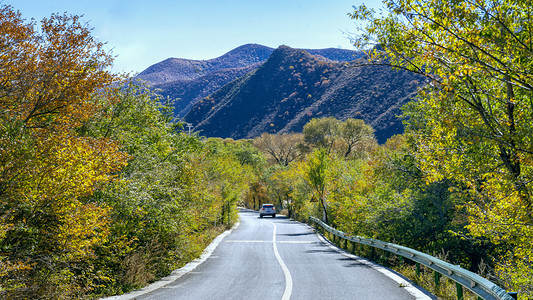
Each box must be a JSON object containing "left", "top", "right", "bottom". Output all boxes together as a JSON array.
[
  {"left": 136, "top": 43, "right": 275, "bottom": 85},
  {"left": 138, "top": 43, "right": 363, "bottom": 118},
  {"left": 135, "top": 44, "right": 423, "bottom": 143},
  {"left": 183, "top": 45, "right": 423, "bottom": 143}
]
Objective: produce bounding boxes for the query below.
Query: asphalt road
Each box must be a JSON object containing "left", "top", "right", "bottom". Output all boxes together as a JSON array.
[{"left": 136, "top": 209, "right": 431, "bottom": 300}]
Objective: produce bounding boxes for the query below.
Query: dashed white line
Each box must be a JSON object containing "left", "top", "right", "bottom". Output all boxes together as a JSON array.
[
  {"left": 266, "top": 220, "right": 293, "bottom": 300},
  {"left": 225, "top": 240, "right": 314, "bottom": 244}
]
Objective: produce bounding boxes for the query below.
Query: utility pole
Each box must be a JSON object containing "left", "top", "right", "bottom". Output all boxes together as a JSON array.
[{"left": 186, "top": 123, "right": 193, "bottom": 135}]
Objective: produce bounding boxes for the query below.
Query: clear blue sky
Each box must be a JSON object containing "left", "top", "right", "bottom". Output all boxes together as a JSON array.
[{"left": 5, "top": 0, "right": 384, "bottom": 74}]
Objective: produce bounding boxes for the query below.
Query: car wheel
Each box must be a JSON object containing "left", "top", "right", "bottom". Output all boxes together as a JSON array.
[
  {"left": 260, "top": 215, "right": 263, "bottom": 218},
  {"left": 273, "top": 214, "right": 276, "bottom": 218}
]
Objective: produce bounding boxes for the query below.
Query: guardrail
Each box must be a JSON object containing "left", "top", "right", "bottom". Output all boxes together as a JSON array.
[{"left": 309, "top": 217, "right": 517, "bottom": 300}]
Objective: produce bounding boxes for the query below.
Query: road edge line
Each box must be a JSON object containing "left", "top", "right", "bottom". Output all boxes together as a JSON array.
[
  {"left": 101, "top": 220, "right": 241, "bottom": 300},
  {"left": 311, "top": 225, "right": 434, "bottom": 300}
]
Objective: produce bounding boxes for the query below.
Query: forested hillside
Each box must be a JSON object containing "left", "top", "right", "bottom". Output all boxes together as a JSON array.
[
  {"left": 184, "top": 45, "right": 422, "bottom": 143},
  {"left": 152, "top": 64, "right": 259, "bottom": 117},
  {"left": 138, "top": 44, "right": 363, "bottom": 118}
]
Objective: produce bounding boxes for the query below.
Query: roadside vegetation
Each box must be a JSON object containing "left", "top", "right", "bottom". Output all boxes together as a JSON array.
[
  {"left": 0, "top": 6, "right": 253, "bottom": 298},
  {"left": 1, "top": 0, "right": 532, "bottom": 298}
]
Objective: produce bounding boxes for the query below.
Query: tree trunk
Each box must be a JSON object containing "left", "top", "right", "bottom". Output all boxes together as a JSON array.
[{"left": 320, "top": 197, "right": 328, "bottom": 224}]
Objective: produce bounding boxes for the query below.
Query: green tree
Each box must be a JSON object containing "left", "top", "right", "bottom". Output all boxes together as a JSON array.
[
  {"left": 338, "top": 118, "right": 375, "bottom": 158},
  {"left": 303, "top": 117, "right": 339, "bottom": 154},
  {"left": 306, "top": 148, "right": 330, "bottom": 223},
  {"left": 351, "top": 0, "right": 533, "bottom": 293},
  {"left": 78, "top": 83, "right": 206, "bottom": 293},
  {"left": 368, "top": 135, "right": 493, "bottom": 270}
]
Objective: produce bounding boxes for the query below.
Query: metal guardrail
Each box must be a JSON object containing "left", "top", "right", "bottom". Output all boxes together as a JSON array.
[{"left": 309, "top": 217, "right": 516, "bottom": 300}]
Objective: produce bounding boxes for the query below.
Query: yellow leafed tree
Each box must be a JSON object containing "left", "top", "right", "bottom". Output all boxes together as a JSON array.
[
  {"left": 0, "top": 5, "right": 128, "bottom": 297},
  {"left": 351, "top": 0, "right": 533, "bottom": 294}
]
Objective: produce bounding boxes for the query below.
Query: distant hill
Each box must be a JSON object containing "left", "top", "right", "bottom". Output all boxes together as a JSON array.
[
  {"left": 137, "top": 44, "right": 363, "bottom": 117},
  {"left": 137, "top": 43, "right": 275, "bottom": 85},
  {"left": 152, "top": 65, "right": 259, "bottom": 117},
  {"left": 183, "top": 46, "right": 424, "bottom": 143}
]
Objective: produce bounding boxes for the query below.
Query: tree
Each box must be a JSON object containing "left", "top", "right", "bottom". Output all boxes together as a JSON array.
[
  {"left": 204, "top": 138, "right": 255, "bottom": 226},
  {"left": 303, "top": 117, "right": 339, "bottom": 154},
  {"left": 306, "top": 148, "right": 330, "bottom": 223},
  {"left": 351, "top": 0, "right": 533, "bottom": 293},
  {"left": 338, "top": 118, "right": 375, "bottom": 158},
  {"left": 303, "top": 117, "right": 376, "bottom": 158},
  {"left": 0, "top": 6, "right": 127, "bottom": 297},
  {"left": 254, "top": 132, "right": 305, "bottom": 166}
]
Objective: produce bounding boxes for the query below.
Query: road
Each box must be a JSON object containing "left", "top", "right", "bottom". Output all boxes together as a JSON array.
[{"left": 136, "top": 209, "right": 431, "bottom": 300}]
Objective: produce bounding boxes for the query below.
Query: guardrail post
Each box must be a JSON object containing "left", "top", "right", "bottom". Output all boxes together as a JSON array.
[
  {"left": 456, "top": 282, "right": 463, "bottom": 300},
  {"left": 309, "top": 217, "right": 514, "bottom": 300},
  {"left": 434, "top": 271, "right": 441, "bottom": 288}
]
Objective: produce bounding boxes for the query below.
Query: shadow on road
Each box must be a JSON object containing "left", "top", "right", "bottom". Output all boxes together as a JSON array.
[
  {"left": 278, "top": 232, "right": 314, "bottom": 237},
  {"left": 337, "top": 257, "right": 373, "bottom": 269},
  {"left": 305, "top": 247, "right": 338, "bottom": 255}
]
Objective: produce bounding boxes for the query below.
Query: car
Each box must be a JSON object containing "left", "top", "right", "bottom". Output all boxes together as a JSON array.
[{"left": 259, "top": 204, "right": 276, "bottom": 218}]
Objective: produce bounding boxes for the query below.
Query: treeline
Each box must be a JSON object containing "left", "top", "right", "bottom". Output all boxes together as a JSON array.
[
  {"left": 248, "top": 117, "right": 528, "bottom": 296},
  {"left": 246, "top": 118, "right": 491, "bottom": 270},
  {"left": 0, "top": 6, "right": 255, "bottom": 298},
  {"left": 350, "top": 0, "right": 533, "bottom": 296}
]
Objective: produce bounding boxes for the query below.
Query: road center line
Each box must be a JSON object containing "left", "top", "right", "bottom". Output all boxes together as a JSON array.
[{"left": 267, "top": 220, "right": 293, "bottom": 300}]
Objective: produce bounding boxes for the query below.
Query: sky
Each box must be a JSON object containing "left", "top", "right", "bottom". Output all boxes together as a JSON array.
[{"left": 5, "top": 0, "right": 384, "bottom": 74}]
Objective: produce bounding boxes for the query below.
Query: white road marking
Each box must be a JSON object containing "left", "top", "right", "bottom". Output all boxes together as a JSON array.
[
  {"left": 266, "top": 220, "right": 293, "bottom": 300},
  {"left": 102, "top": 221, "right": 240, "bottom": 300},
  {"left": 314, "top": 230, "right": 432, "bottom": 300}
]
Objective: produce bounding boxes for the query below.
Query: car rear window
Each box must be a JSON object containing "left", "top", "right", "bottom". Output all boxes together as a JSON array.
[{"left": 262, "top": 205, "right": 273, "bottom": 208}]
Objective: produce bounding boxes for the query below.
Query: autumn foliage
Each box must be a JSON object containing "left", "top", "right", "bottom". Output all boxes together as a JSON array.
[
  {"left": 2, "top": 1, "right": 532, "bottom": 298},
  {"left": 0, "top": 4, "right": 129, "bottom": 296},
  {"left": 350, "top": 0, "right": 533, "bottom": 295},
  {"left": 0, "top": 5, "right": 252, "bottom": 298}
]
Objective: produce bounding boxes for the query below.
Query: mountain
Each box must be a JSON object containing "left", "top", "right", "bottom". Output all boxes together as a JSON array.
[
  {"left": 305, "top": 48, "right": 363, "bottom": 63},
  {"left": 137, "top": 44, "right": 363, "bottom": 117},
  {"left": 152, "top": 65, "right": 259, "bottom": 117},
  {"left": 183, "top": 46, "right": 424, "bottom": 143},
  {"left": 137, "top": 43, "right": 275, "bottom": 85}
]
